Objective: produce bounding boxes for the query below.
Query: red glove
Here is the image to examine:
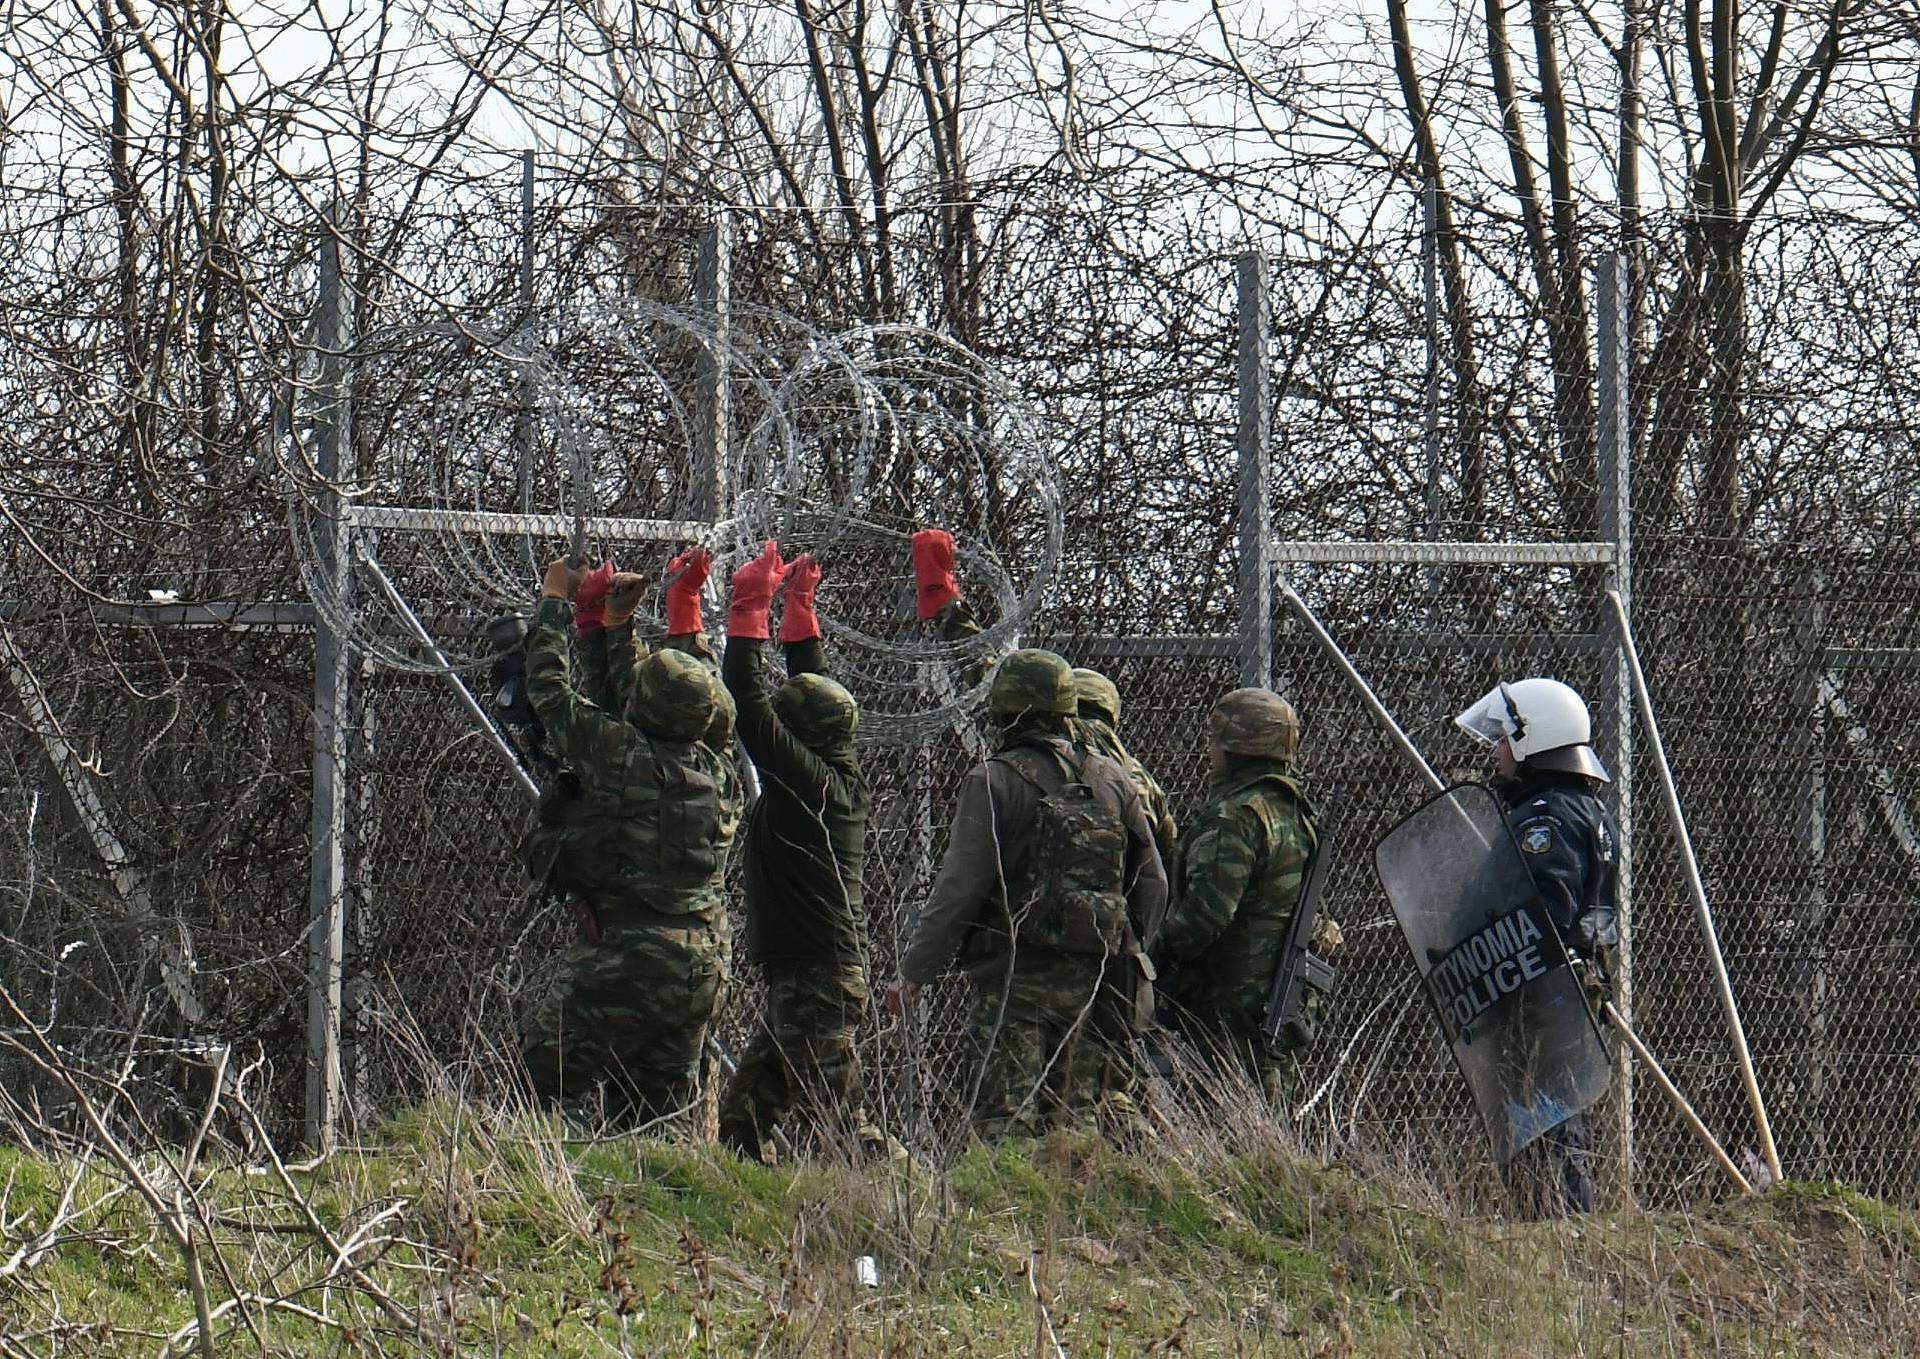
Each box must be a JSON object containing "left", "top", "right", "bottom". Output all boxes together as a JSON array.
[
  {"left": 911, "top": 528, "right": 961, "bottom": 620},
  {"left": 727, "top": 540, "right": 789, "bottom": 640},
  {"left": 779, "top": 553, "right": 823, "bottom": 644},
  {"left": 665, "top": 547, "right": 710, "bottom": 635},
  {"left": 572, "top": 561, "right": 616, "bottom": 634}
]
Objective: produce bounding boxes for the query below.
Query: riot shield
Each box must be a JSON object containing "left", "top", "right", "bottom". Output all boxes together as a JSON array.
[{"left": 1373, "top": 783, "right": 1610, "bottom": 1164}]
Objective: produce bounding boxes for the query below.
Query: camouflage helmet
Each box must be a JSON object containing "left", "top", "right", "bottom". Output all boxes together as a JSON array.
[
  {"left": 704, "top": 683, "right": 737, "bottom": 749},
  {"left": 1071, "top": 667, "right": 1121, "bottom": 726},
  {"left": 988, "top": 648, "right": 1077, "bottom": 719},
  {"left": 1208, "top": 687, "right": 1300, "bottom": 760},
  {"left": 774, "top": 672, "right": 860, "bottom": 747},
  {"left": 627, "top": 649, "right": 721, "bottom": 742}
]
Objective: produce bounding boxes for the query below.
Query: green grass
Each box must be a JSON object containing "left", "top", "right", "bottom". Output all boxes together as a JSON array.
[{"left": 4, "top": 1108, "right": 1920, "bottom": 1356}]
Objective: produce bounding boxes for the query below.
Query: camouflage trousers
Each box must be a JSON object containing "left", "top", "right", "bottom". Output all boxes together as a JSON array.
[
  {"left": 1166, "top": 1006, "right": 1310, "bottom": 1110},
  {"left": 520, "top": 899, "right": 729, "bottom": 1126},
  {"left": 717, "top": 963, "right": 869, "bottom": 1156},
  {"left": 965, "top": 953, "right": 1139, "bottom": 1137}
]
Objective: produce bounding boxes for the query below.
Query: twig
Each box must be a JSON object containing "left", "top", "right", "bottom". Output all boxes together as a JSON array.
[
  {"left": 1024, "top": 1252, "right": 1068, "bottom": 1359},
  {"left": 163, "top": 1292, "right": 348, "bottom": 1355},
  {"left": 0, "top": 984, "right": 222, "bottom": 1359},
  {"left": 227, "top": 1082, "right": 427, "bottom": 1337},
  {"left": 0, "top": 1152, "right": 119, "bottom": 1279}
]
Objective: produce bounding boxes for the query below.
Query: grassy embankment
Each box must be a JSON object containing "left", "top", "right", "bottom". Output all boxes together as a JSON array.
[{"left": 4, "top": 1096, "right": 1918, "bottom": 1357}]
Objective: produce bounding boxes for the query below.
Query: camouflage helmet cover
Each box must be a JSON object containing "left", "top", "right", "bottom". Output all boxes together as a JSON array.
[
  {"left": 989, "top": 648, "right": 1077, "bottom": 718},
  {"left": 1208, "top": 686, "right": 1300, "bottom": 760},
  {"left": 628, "top": 649, "right": 721, "bottom": 742},
  {"left": 774, "top": 672, "right": 860, "bottom": 746},
  {"left": 1070, "top": 667, "right": 1122, "bottom": 726}
]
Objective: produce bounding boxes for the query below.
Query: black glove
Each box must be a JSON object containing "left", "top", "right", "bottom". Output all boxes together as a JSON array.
[
  {"left": 1570, "top": 953, "right": 1611, "bottom": 1014},
  {"left": 1576, "top": 908, "right": 1619, "bottom": 952}
]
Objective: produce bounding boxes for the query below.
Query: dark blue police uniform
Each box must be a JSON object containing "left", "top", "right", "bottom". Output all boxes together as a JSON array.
[{"left": 1502, "top": 769, "right": 1620, "bottom": 1214}]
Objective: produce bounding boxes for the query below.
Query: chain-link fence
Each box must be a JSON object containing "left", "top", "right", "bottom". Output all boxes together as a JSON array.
[{"left": 6, "top": 187, "right": 1920, "bottom": 1212}]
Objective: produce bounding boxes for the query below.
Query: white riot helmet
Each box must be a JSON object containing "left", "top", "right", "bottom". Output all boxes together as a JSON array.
[{"left": 1454, "top": 677, "right": 1611, "bottom": 783}]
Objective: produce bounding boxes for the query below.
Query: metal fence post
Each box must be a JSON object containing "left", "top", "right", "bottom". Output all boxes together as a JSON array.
[
  {"left": 306, "top": 208, "right": 353, "bottom": 1151},
  {"left": 1596, "top": 251, "right": 1636, "bottom": 1195},
  {"left": 1420, "top": 180, "right": 1444, "bottom": 537},
  {"left": 692, "top": 216, "right": 731, "bottom": 523},
  {"left": 516, "top": 150, "right": 537, "bottom": 527},
  {"left": 1237, "top": 251, "right": 1273, "bottom": 689},
  {"left": 1793, "top": 572, "right": 1829, "bottom": 1175}
]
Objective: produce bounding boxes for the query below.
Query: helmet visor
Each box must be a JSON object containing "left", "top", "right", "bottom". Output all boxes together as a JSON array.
[{"left": 1454, "top": 684, "right": 1522, "bottom": 748}]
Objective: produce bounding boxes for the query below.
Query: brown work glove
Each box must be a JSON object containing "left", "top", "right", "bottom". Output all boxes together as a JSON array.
[
  {"left": 604, "top": 572, "right": 647, "bottom": 628},
  {"left": 1311, "top": 914, "right": 1345, "bottom": 957},
  {"left": 542, "top": 558, "right": 579, "bottom": 600}
]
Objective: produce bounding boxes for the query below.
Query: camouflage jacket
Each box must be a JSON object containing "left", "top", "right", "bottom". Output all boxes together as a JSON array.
[
  {"left": 724, "top": 636, "right": 870, "bottom": 968},
  {"left": 1075, "top": 715, "right": 1178, "bottom": 870},
  {"left": 901, "top": 728, "right": 1168, "bottom": 985},
  {"left": 1159, "top": 758, "right": 1317, "bottom": 1030},
  {"left": 524, "top": 598, "right": 742, "bottom": 920}
]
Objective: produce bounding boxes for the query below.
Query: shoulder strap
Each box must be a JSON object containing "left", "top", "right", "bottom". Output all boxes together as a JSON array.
[
  {"left": 992, "top": 736, "right": 1079, "bottom": 791},
  {"left": 1242, "top": 771, "right": 1317, "bottom": 826}
]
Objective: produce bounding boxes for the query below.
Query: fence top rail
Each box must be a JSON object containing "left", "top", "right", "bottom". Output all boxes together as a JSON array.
[
  {"left": 348, "top": 505, "right": 714, "bottom": 544},
  {"left": 1270, "top": 540, "right": 1617, "bottom": 566}
]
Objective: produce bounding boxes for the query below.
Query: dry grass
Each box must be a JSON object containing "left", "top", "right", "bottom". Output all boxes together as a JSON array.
[{"left": 3, "top": 1002, "right": 1918, "bottom": 1357}]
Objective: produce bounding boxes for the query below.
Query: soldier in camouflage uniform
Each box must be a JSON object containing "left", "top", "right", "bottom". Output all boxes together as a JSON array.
[
  {"left": 517, "top": 551, "right": 741, "bottom": 874},
  {"left": 885, "top": 649, "right": 1167, "bottom": 1137},
  {"left": 1071, "top": 668, "right": 1177, "bottom": 867},
  {"left": 711, "top": 543, "right": 881, "bottom": 1159},
  {"left": 518, "top": 557, "right": 743, "bottom": 1126},
  {"left": 1067, "top": 667, "right": 1178, "bottom": 1124},
  {"left": 1157, "top": 687, "right": 1340, "bottom": 1105},
  {"left": 908, "top": 535, "right": 1172, "bottom": 1129}
]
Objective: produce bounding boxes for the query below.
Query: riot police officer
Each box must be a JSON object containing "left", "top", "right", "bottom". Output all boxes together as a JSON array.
[{"left": 1455, "top": 676, "right": 1619, "bottom": 1215}]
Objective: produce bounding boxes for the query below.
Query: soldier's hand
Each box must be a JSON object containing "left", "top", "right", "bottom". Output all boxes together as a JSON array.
[
  {"left": 1311, "top": 914, "right": 1344, "bottom": 957},
  {"left": 572, "top": 561, "right": 616, "bottom": 632},
  {"left": 665, "top": 547, "right": 711, "bottom": 635},
  {"left": 727, "top": 540, "right": 789, "bottom": 640},
  {"left": 779, "top": 553, "right": 824, "bottom": 644},
  {"left": 883, "top": 978, "right": 923, "bottom": 1017},
  {"left": 784, "top": 552, "right": 822, "bottom": 602},
  {"left": 605, "top": 572, "right": 647, "bottom": 627},
  {"left": 911, "top": 528, "right": 961, "bottom": 620},
  {"left": 542, "top": 557, "right": 579, "bottom": 600}
]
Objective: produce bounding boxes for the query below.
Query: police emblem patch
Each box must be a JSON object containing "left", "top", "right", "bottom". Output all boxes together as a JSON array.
[{"left": 1521, "top": 824, "right": 1553, "bottom": 854}]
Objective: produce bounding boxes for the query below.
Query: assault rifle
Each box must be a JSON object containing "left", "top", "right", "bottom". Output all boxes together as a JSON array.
[{"left": 1260, "top": 828, "right": 1337, "bottom": 1056}]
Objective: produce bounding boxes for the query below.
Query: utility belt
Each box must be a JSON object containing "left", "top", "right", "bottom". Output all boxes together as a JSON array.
[{"left": 572, "top": 893, "right": 722, "bottom": 944}]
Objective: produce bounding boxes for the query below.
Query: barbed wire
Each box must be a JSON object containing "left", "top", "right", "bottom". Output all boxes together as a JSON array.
[{"left": 278, "top": 298, "right": 1060, "bottom": 742}]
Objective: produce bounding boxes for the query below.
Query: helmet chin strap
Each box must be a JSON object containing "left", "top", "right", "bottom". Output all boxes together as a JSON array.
[{"left": 1498, "top": 681, "right": 1528, "bottom": 746}]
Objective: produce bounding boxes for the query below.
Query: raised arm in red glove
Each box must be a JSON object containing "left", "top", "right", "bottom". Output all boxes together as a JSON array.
[
  {"left": 911, "top": 528, "right": 962, "bottom": 620},
  {"left": 572, "top": 561, "right": 616, "bottom": 634},
  {"left": 665, "top": 547, "right": 711, "bottom": 636},
  {"left": 779, "top": 553, "right": 823, "bottom": 643},
  {"left": 727, "top": 540, "right": 789, "bottom": 640}
]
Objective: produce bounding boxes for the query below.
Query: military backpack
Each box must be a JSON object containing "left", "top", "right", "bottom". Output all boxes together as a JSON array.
[{"left": 998, "top": 743, "right": 1131, "bottom": 958}]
